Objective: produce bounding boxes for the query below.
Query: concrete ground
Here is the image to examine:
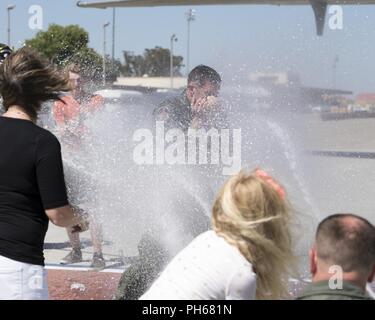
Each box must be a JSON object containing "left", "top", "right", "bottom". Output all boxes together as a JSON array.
[
  {"left": 44, "top": 225, "right": 128, "bottom": 300},
  {"left": 44, "top": 223, "right": 131, "bottom": 270}
]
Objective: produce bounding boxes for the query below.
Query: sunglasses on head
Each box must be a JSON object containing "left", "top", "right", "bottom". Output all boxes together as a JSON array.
[
  {"left": 0, "top": 51, "right": 11, "bottom": 65},
  {"left": 0, "top": 44, "right": 12, "bottom": 62}
]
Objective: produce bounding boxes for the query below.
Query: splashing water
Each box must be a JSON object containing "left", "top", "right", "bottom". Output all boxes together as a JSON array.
[{"left": 43, "top": 84, "right": 318, "bottom": 292}]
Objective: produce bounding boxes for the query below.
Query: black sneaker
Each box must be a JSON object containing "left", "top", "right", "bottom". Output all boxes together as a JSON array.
[
  {"left": 91, "top": 253, "right": 106, "bottom": 270},
  {"left": 60, "top": 249, "right": 83, "bottom": 265}
]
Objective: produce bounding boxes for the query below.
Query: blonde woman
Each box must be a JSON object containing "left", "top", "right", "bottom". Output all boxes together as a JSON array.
[{"left": 140, "top": 169, "right": 296, "bottom": 300}]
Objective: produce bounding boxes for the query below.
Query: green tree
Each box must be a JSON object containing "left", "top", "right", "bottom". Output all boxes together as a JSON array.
[
  {"left": 25, "top": 24, "right": 89, "bottom": 66},
  {"left": 122, "top": 47, "right": 184, "bottom": 77},
  {"left": 25, "top": 24, "right": 120, "bottom": 85},
  {"left": 122, "top": 51, "right": 147, "bottom": 77},
  {"left": 69, "top": 47, "right": 102, "bottom": 81}
]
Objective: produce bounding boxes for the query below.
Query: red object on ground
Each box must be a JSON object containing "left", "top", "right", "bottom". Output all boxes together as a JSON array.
[{"left": 48, "top": 269, "right": 121, "bottom": 300}]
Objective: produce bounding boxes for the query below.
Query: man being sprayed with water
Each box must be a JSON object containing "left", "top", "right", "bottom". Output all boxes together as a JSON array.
[
  {"left": 154, "top": 64, "right": 226, "bottom": 131},
  {"left": 52, "top": 64, "right": 106, "bottom": 269},
  {"left": 116, "top": 65, "right": 228, "bottom": 300},
  {"left": 53, "top": 64, "right": 103, "bottom": 147}
]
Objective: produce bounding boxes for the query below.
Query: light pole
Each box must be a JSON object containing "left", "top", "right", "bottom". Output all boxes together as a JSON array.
[
  {"left": 103, "top": 22, "right": 110, "bottom": 87},
  {"left": 170, "top": 34, "right": 177, "bottom": 89},
  {"left": 332, "top": 55, "right": 339, "bottom": 89},
  {"left": 112, "top": 8, "right": 116, "bottom": 62},
  {"left": 185, "top": 9, "right": 196, "bottom": 75},
  {"left": 7, "top": 5, "right": 16, "bottom": 47}
]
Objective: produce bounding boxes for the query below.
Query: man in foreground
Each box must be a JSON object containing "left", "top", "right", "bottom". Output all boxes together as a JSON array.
[{"left": 298, "top": 213, "right": 375, "bottom": 300}]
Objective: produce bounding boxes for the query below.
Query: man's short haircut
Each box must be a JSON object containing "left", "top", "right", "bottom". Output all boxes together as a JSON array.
[
  {"left": 188, "top": 65, "right": 221, "bottom": 88},
  {"left": 316, "top": 213, "right": 375, "bottom": 272}
]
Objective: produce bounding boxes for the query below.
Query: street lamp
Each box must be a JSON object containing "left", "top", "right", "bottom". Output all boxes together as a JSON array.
[
  {"left": 112, "top": 8, "right": 116, "bottom": 61},
  {"left": 170, "top": 34, "right": 178, "bottom": 89},
  {"left": 7, "top": 5, "right": 16, "bottom": 47},
  {"left": 332, "top": 55, "right": 339, "bottom": 89},
  {"left": 185, "top": 9, "right": 196, "bottom": 75},
  {"left": 103, "top": 21, "right": 110, "bottom": 87}
]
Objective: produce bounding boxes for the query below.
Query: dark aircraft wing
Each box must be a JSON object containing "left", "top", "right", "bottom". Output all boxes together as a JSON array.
[{"left": 76, "top": 0, "right": 375, "bottom": 35}]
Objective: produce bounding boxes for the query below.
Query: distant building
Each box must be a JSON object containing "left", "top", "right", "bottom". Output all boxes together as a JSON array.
[
  {"left": 111, "top": 72, "right": 353, "bottom": 113},
  {"left": 114, "top": 76, "right": 187, "bottom": 90},
  {"left": 249, "top": 72, "right": 301, "bottom": 87},
  {"left": 247, "top": 71, "right": 352, "bottom": 112}
]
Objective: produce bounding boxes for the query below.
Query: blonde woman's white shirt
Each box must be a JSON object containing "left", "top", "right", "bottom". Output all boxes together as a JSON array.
[{"left": 140, "top": 230, "right": 256, "bottom": 300}]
